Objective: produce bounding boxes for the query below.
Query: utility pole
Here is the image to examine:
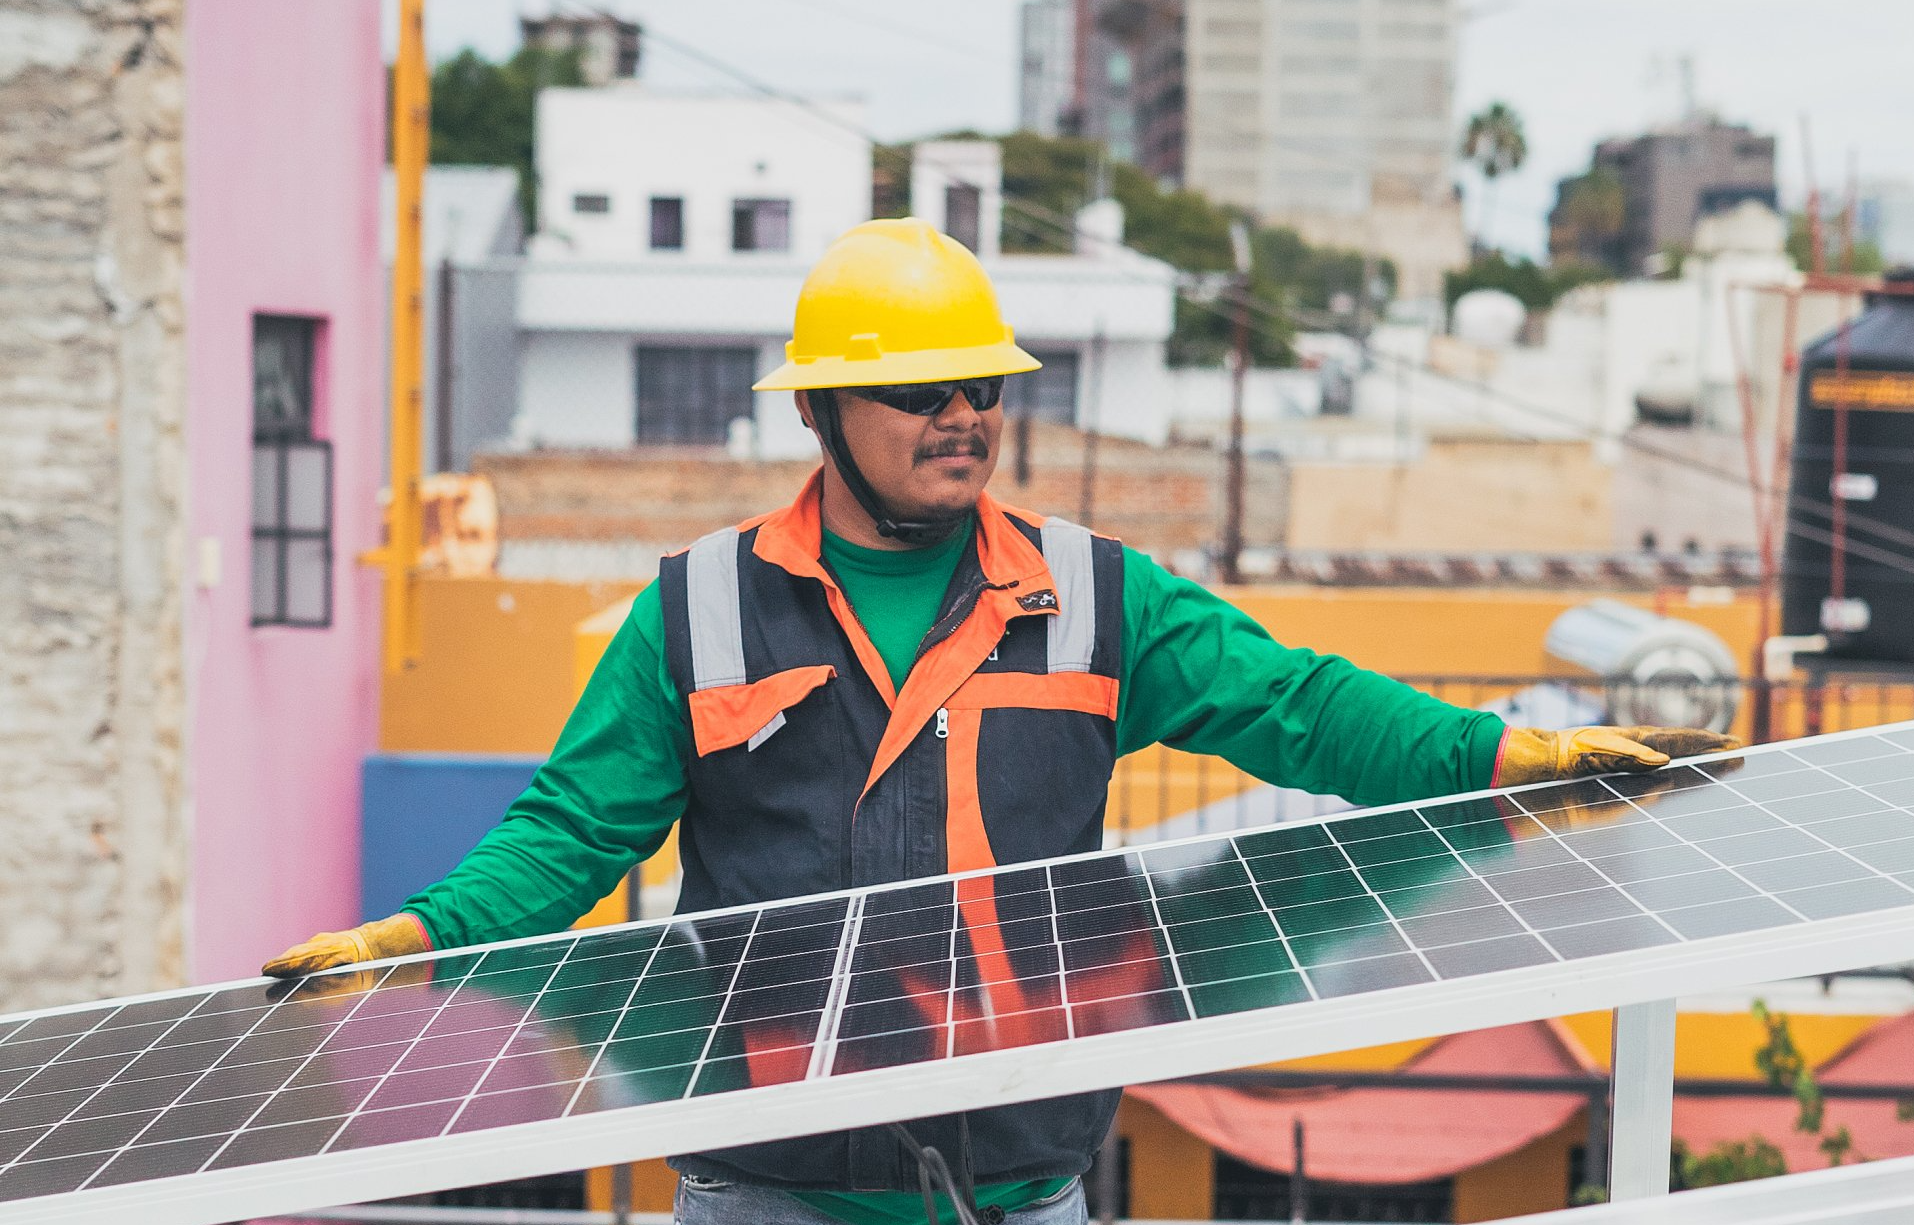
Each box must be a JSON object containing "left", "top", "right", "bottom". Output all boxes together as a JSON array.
[
  {"left": 1219, "top": 220, "right": 1252, "bottom": 584},
  {"left": 1078, "top": 320, "right": 1106, "bottom": 528},
  {"left": 433, "top": 248, "right": 456, "bottom": 474},
  {"left": 374, "top": 0, "right": 429, "bottom": 673}
]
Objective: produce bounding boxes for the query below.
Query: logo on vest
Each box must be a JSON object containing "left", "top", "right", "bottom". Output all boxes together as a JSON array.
[{"left": 1018, "top": 589, "right": 1059, "bottom": 611}]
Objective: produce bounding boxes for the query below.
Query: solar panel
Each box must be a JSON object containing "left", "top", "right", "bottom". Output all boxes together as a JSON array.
[{"left": 7, "top": 724, "right": 1914, "bottom": 1224}]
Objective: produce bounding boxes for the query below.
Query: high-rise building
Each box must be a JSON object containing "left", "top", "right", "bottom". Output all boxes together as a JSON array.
[
  {"left": 1550, "top": 119, "right": 1776, "bottom": 276},
  {"left": 1183, "top": 0, "right": 1457, "bottom": 218},
  {"left": 1019, "top": 0, "right": 1076, "bottom": 137}
]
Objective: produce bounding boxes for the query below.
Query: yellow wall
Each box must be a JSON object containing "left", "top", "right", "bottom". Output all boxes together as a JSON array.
[
  {"left": 1120, "top": 1094, "right": 1217, "bottom": 1221},
  {"left": 1452, "top": 1116, "right": 1584, "bottom": 1222},
  {"left": 381, "top": 575, "right": 645, "bottom": 754}
]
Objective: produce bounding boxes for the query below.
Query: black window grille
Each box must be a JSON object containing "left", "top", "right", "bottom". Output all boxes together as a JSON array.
[
  {"left": 1006, "top": 348, "right": 1081, "bottom": 424},
  {"left": 731, "top": 198, "right": 791, "bottom": 251},
  {"left": 1213, "top": 1153, "right": 1454, "bottom": 1222},
  {"left": 635, "top": 346, "right": 758, "bottom": 444},
  {"left": 251, "top": 314, "right": 333, "bottom": 628},
  {"left": 650, "top": 196, "right": 685, "bottom": 249}
]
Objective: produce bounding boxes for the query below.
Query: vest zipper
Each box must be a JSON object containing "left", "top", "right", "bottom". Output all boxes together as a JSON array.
[{"left": 935, "top": 708, "right": 949, "bottom": 739}]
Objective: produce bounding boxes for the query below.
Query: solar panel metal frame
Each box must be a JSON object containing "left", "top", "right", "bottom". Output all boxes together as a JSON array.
[
  {"left": 7, "top": 723, "right": 1914, "bottom": 1225},
  {"left": 1504, "top": 1150, "right": 1914, "bottom": 1224}
]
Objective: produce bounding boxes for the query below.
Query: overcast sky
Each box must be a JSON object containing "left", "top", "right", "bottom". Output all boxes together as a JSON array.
[{"left": 385, "top": 0, "right": 1914, "bottom": 258}]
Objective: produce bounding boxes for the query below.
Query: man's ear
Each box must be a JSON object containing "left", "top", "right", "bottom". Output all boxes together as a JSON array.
[{"left": 794, "top": 390, "right": 817, "bottom": 433}]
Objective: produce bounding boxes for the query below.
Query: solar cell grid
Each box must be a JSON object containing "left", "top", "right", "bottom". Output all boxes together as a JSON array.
[{"left": 9, "top": 728, "right": 1914, "bottom": 1222}]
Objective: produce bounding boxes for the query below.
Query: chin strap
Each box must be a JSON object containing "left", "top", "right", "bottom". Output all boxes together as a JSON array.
[{"left": 807, "top": 389, "right": 968, "bottom": 546}]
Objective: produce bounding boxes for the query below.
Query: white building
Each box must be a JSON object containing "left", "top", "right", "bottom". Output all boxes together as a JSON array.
[{"left": 513, "top": 87, "right": 1178, "bottom": 457}]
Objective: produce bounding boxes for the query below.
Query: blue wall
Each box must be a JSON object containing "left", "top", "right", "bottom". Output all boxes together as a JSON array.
[{"left": 360, "top": 753, "right": 543, "bottom": 921}]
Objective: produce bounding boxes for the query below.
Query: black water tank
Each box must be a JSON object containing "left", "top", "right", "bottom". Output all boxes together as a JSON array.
[{"left": 1780, "top": 269, "right": 1914, "bottom": 662}]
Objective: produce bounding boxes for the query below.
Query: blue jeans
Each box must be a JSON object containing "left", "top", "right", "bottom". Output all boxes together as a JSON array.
[{"left": 675, "top": 1174, "right": 1088, "bottom": 1225}]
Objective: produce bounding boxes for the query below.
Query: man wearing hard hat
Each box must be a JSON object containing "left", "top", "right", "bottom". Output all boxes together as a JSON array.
[{"left": 268, "top": 219, "right": 1735, "bottom": 1224}]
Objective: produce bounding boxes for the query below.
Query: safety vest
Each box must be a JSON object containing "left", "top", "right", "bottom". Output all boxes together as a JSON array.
[{"left": 658, "top": 473, "right": 1136, "bottom": 1191}]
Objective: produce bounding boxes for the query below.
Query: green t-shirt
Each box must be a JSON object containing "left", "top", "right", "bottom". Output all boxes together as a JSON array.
[{"left": 403, "top": 525, "right": 1504, "bottom": 1223}]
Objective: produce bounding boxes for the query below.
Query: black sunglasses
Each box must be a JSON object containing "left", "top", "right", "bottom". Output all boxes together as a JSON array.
[{"left": 852, "top": 376, "right": 1005, "bottom": 416}]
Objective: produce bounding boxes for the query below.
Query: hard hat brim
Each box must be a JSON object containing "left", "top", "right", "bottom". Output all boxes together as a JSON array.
[{"left": 752, "top": 341, "right": 1041, "bottom": 392}]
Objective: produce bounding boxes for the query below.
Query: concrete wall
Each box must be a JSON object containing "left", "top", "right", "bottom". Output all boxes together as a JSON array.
[
  {"left": 1283, "top": 439, "right": 1613, "bottom": 552},
  {"left": 184, "top": 0, "right": 384, "bottom": 982},
  {"left": 0, "top": 2, "right": 189, "bottom": 1009}
]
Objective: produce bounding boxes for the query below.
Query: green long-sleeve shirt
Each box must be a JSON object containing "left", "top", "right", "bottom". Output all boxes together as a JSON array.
[
  {"left": 402, "top": 527, "right": 1504, "bottom": 1225},
  {"left": 404, "top": 536, "right": 1502, "bottom": 947}
]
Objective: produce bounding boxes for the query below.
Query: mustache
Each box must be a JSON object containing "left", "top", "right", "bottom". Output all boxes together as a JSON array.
[{"left": 915, "top": 435, "right": 990, "bottom": 462}]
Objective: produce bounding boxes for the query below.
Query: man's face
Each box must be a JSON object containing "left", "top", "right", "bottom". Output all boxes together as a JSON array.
[{"left": 803, "top": 385, "right": 1003, "bottom": 525}]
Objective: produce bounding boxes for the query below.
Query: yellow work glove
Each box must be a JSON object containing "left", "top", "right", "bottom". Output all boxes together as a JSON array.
[
  {"left": 1495, "top": 725, "right": 1743, "bottom": 788},
  {"left": 262, "top": 913, "right": 432, "bottom": 978}
]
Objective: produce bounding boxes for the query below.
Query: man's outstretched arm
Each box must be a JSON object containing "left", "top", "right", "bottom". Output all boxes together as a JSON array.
[
  {"left": 1115, "top": 550, "right": 1736, "bottom": 807},
  {"left": 264, "top": 588, "right": 689, "bottom": 976}
]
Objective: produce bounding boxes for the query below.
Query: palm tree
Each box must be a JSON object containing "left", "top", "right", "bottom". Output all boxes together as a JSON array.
[{"left": 1461, "top": 101, "right": 1528, "bottom": 245}]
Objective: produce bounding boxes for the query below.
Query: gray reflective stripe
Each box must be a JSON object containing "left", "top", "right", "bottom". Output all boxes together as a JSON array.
[
  {"left": 686, "top": 527, "right": 746, "bottom": 690},
  {"left": 1040, "top": 517, "right": 1096, "bottom": 673}
]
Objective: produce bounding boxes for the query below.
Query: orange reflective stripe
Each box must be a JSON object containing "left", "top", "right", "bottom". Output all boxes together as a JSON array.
[
  {"left": 749, "top": 470, "right": 896, "bottom": 707},
  {"left": 944, "top": 707, "right": 991, "bottom": 874},
  {"left": 955, "top": 875, "right": 1033, "bottom": 1023},
  {"left": 945, "top": 671, "right": 1118, "bottom": 717},
  {"left": 686, "top": 665, "right": 836, "bottom": 757}
]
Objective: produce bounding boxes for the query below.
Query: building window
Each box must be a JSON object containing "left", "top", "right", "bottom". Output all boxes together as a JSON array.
[
  {"left": 1006, "top": 349, "right": 1080, "bottom": 424},
  {"left": 945, "top": 184, "right": 982, "bottom": 251},
  {"left": 573, "top": 192, "right": 611, "bottom": 215},
  {"left": 650, "top": 196, "right": 685, "bottom": 249},
  {"left": 251, "top": 315, "right": 333, "bottom": 628},
  {"left": 635, "top": 346, "right": 758, "bottom": 443},
  {"left": 732, "top": 198, "right": 791, "bottom": 251},
  {"left": 1212, "top": 1154, "right": 1453, "bottom": 1222}
]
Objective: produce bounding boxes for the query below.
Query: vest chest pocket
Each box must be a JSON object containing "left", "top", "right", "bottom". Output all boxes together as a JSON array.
[{"left": 686, "top": 665, "right": 837, "bottom": 757}]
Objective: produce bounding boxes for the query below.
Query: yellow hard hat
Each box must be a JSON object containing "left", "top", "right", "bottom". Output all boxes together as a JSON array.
[{"left": 753, "top": 217, "right": 1040, "bottom": 392}]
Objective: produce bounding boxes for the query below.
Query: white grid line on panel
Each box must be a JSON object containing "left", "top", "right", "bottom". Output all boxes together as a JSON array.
[
  {"left": 6, "top": 990, "right": 222, "bottom": 1181},
  {"left": 1042, "top": 866, "right": 1076, "bottom": 1040},
  {"left": 1133, "top": 855, "right": 1199, "bottom": 1019},
  {"left": 0, "top": 1008, "right": 123, "bottom": 1110},
  {"left": 1760, "top": 754, "right": 1914, "bottom": 899},
  {"left": 1227, "top": 839, "right": 1321, "bottom": 1001},
  {"left": 433, "top": 943, "right": 582, "bottom": 1139},
  {"left": 563, "top": 930, "right": 671, "bottom": 1114},
  {"left": 1411, "top": 805, "right": 1582, "bottom": 963},
  {"left": 1601, "top": 772, "right": 1821, "bottom": 925},
  {"left": 807, "top": 897, "right": 864, "bottom": 1080},
  {"left": 167, "top": 971, "right": 393, "bottom": 1180},
  {"left": 1497, "top": 793, "right": 1693, "bottom": 947},
  {"left": 1320, "top": 823, "right": 1444, "bottom": 983},
  {"left": 679, "top": 911, "right": 764, "bottom": 1097}
]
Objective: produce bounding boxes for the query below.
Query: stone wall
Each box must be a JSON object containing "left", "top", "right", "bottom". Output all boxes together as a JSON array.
[{"left": 0, "top": 0, "right": 188, "bottom": 1009}]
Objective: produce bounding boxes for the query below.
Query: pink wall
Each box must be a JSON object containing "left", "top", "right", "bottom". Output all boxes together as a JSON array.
[{"left": 185, "top": 0, "right": 385, "bottom": 982}]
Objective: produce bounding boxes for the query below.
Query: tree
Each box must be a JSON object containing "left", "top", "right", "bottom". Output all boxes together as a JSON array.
[
  {"left": 425, "top": 45, "right": 584, "bottom": 230},
  {"left": 1675, "top": 1138, "right": 1788, "bottom": 1189},
  {"left": 1442, "top": 251, "right": 1607, "bottom": 316},
  {"left": 1550, "top": 167, "right": 1626, "bottom": 274},
  {"left": 1785, "top": 212, "right": 1886, "bottom": 275},
  {"left": 1461, "top": 101, "right": 1528, "bottom": 241}
]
